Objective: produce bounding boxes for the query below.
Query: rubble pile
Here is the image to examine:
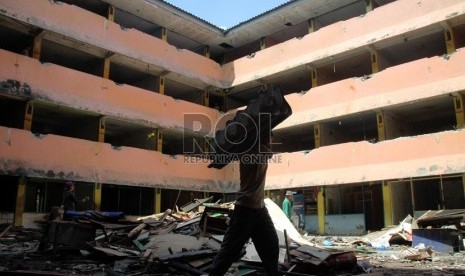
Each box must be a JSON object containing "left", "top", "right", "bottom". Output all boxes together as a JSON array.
[
  {"left": 1, "top": 205, "right": 464, "bottom": 275},
  {"left": 307, "top": 210, "right": 465, "bottom": 275},
  {"left": 0, "top": 199, "right": 361, "bottom": 276}
]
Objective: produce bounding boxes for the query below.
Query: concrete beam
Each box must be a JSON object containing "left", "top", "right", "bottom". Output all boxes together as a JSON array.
[
  {"left": 266, "top": 130, "right": 465, "bottom": 189},
  {"left": 0, "top": 127, "right": 239, "bottom": 192},
  {"left": 0, "top": 0, "right": 227, "bottom": 89},
  {"left": 278, "top": 49, "right": 465, "bottom": 129},
  {"left": 0, "top": 50, "right": 222, "bottom": 137},
  {"left": 224, "top": 0, "right": 465, "bottom": 87}
]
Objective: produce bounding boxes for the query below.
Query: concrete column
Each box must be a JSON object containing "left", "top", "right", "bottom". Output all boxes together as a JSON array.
[
  {"left": 203, "top": 46, "right": 210, "bottom": 59},
  {"left": 409, "top": 178, "right": 415, "bottom": 213},
  {"left": 94, "top": 183, "right": 102, "bottom": 211},
  {"left": 308, "top": 19, "right": 315, "bottom": 34},
  {"left": 260, "top": 37, "right": 266, "bottom": 50},
  {"left": 317, "top": 186, "right": 325, "bottom": 235},
  {"left": 371, "top": 51, "right": 379, "bottom": 73},
  {"left": 382, "top": 180, "right": 393, "bottom": 227},
  {"left": 157, "top": 76, "right": 165, "bottom": 95},
  {"left": 311, "top": 69, "right": 318, "bottom": 88},
  {"left": 14, "top": 177, "right": 26, "bottom": 227},
  {"left": 155, "top": 188, "right": 161, "bottom": 214},
  {"left": 203, "top": 91, "right": 209, "bottom": 107},
  {"left": 103, "top": 6, "right": 115, "bottom": 79},
  {"left": 98, "top": 116, "right": 105, "bottom": 143},
  {"left": 32, "top": 30, "right": 45, "bottom": 60},
  {"left": 160, "top": 27, "right": 167, "bottom": 42},
  {"left": 107, "top": 4, "right": 115, "bottom": 22},
  {"left": 314, "top": 123, "right": 321, "bottom": 148},
  {"left": 156, "top": 129, "right": 163, "bottom": 153},
  {"left": 455, "top": 94, "right": 465, "bottom": 128},
  {"left": 444, "top": 25, "right": 456, "bottom": 54},
  {"left": 23, "top": 101, "right": 34, "bottom": 131},
  {"left": 103, "top": 57, "right": 111, "bottom": 79}
]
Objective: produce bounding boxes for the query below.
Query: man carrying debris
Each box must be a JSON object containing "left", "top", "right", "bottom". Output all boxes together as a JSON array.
[{"left": 209, "top": 133, "right": 279, "bottom": 276}]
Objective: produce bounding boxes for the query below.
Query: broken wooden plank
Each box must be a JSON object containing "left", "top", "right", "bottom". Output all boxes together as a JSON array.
[
  {"left": 0, "top": 224, "right": 12, "bottom": 239},
  {"left": 128, "top": 223, "right": 146, "bottom": 238},
  {"left": 180, "top": 196, "right": 214, "bottom": 212}
]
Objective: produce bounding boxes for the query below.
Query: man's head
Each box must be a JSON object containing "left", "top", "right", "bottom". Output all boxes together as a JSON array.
[
  {"left": 65, "top": 181, "right": 74, "bottom": 191},
  {"left": 285, "top": 190, "right": 295, "bottom": 199}
]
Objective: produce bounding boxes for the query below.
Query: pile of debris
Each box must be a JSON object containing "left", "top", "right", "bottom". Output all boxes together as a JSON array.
[
  {"left": 310, "top": 210, "right": 465, "bottom": 274},
  {"left": 0, "top": 198, "right": 361, "bottom": 275}
]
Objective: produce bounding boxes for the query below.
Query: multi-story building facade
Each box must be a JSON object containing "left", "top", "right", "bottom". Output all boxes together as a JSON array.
[{"left": 0, "top": 0, "right": 464, "bottom": 234}]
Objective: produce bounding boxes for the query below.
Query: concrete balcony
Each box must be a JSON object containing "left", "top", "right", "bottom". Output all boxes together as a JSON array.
[
  {"left": 0, "top": 126, "right": 239, "bottom": 192},
  {"left": 267, "top": 129, "right": 465, "bottom": 189}
]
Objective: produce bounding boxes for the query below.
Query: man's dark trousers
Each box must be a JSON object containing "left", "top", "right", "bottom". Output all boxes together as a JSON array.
[{"left": 209, "top": 204, "right": 279, "bottom": 276}]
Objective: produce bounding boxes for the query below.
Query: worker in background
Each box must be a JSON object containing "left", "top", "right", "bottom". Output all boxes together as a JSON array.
[
  {"left": 62, "top": 181, "right": 89, "bottom": 212},
  {"left": 282, "top": 190, "right": 295, "bottom": 221},
  {"left": 209, "top": 133, "right": 279, "bottom": 276}
]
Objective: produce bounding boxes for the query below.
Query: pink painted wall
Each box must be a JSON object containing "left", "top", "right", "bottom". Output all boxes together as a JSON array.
[
  {"left": 224, "top": 0, "right": 465, "bottom": 87},
  {"left": 279, "top": 48, "right": 465, "bottom": 128},
  {"left": 0, "top": 127, "right": 239, "bottom": 192},
  {"left": 266, "top": 130, "right": 465, "bottom": 189},
  {"left": 0, "top": 50, "right": 221, "bottom": 136}
]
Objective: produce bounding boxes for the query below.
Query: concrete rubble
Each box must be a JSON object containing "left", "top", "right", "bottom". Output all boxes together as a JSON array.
[{"left": 0, "top": 204, "right": 464, "bottom": 275}]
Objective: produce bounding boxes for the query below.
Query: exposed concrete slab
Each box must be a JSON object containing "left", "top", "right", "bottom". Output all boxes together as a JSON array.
[
  {"left": 0, "top": 0, "right": 227, "bottom": 89},
  {"left": 0, "top": 50, "right": 221, "bottom": 137},
  {"left": 1, "top": 0, "right": 464, "bottom": 93},
  {"left": 224, "top": 0, "right": 465, "bottom": 87},
  {"left": 266, "top": 130, "right": 465, "bottom": 189},
  {"left": 1, "top": 127, "right": 463, "bottom": 192},
  {"left": 0, "top": 127, "right": 239, "bottom": 192},
  {"left": 278, "top": 48, "right": 465, "bottom": 129}
]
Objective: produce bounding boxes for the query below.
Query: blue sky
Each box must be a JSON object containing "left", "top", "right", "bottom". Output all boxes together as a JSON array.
[{"left": 164, "top": 0, "right": 290, "bottom": 29}]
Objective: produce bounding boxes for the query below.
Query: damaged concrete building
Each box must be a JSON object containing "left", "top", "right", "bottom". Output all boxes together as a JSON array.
[{"left": 0, "top": 0, "right": 464, "bottom": 235}]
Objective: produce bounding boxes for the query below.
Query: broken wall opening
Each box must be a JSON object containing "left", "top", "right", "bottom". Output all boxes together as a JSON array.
[
  {"left": 101, "top": 184, "right": 154, "bottom": 216},
  {"left": 0, "top": 23, "right": 33, "bottom": 56},
  {"left": 322, "top": 112, "right": 378, "bottom": 146},
  {"left": 314, "top": 53, "right": 372, "bottom": 87},
  {"left": 377, "top": 31, "right": 446, "bottom": 72},
  {"left": 272, "top": 124, "right": 315, "bottom": 153},
  {"left": 109, "top": 63, "right": 158, "bottom": 93},
  {"left": 324, "top": 183, "right": 384, "bottom": 234},
  {"left": 40, "top": 40, "right": 105, "bottom": 77},
  {"left": 31, "top": 102, "right": 101, "bottom": 142},
  {"left": 413, "top": 175, "right": 465, "bottom": 211},
  {"left": 389, "top": 180, "right": 413, "bottom": 225},
  {"left": 0, "top": 96, "right": 26, "bottom": 129},
  {"left": 104, "top": 118, "right": 158, "bottom": 151}
]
